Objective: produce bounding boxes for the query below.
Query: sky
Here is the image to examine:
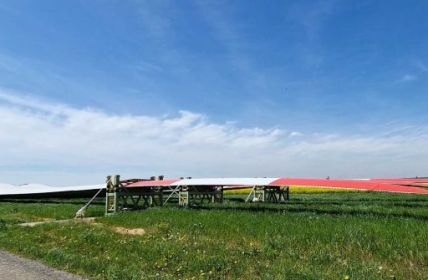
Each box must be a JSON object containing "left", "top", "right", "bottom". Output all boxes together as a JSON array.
[{"left": 0, "top": 0, "right": 427, "bottom": 185}]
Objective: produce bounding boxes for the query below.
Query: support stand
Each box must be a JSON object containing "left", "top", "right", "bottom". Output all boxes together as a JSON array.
[
  {"left": 179, "top": 186, "right": 189, "bottom": 207},
  {"left": 105, "top": 175, "right": 120, "bottom": 215},
  {"left": 246, "top": 185, "right": 289, "bottom": 203}
]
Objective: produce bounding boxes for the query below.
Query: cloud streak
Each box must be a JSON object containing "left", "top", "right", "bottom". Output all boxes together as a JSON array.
[
  {"left": 0, "top": 89, "right": 427, "bottom": 185},
  {"left": 399, "top": 74, "right": 418, "bottom": 82}
]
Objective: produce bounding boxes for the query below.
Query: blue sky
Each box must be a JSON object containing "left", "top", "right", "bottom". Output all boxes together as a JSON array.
[{"left": 0, "top": 1, "right": 427, "bottom": 184}]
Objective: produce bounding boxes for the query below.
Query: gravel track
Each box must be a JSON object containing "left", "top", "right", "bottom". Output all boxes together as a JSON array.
[{"left": 0, "top": 250, "right": 86, "bottom": 280}]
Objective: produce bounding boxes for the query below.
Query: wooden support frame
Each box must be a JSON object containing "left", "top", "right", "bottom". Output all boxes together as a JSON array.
[
  {"left": 246, "top": 185, "right": 289, "bottom": 203},
  {"left": 117, "top": 186, "right": 164, "bottom": 210},
  {"left": 264, "top": 186, "right": 289, "bottom": 203},
  {"left": 188, "top": 186, "right": 224, "bottom": 205},
  {"left": 104, "top": 174, "right": 290, "bottom": 215},
  {"left": 163, "top": 185, "right": 181, "bottom": 206}
]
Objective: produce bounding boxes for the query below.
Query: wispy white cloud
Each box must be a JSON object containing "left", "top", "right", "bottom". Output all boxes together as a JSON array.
[
  {"left": 289, "top": 0, "right": 338, "bottom": 40},
  {"left": 290, "top": 131, "right": 304, "bottom": 137},
  {"left": 133, "top": 0, "right": 173, "bottom": 40},
  {"left": 399, "top": 74, "right": 418, "bottom": 82},
  {"left": 414, "top": 60, "right": 428, "bottom": 73},
  {"left": 0, "top": 89, "right": 427, "bottom": 185},
  {"left": 287, "top": 0, "right": 340, "bottom": 67},
  {"left": 194, "top": 1, "right": 277, "bottom": 106}
]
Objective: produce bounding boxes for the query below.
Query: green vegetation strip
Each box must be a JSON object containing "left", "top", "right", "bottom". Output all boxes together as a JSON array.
[{"left": 0, "top": 193, "right": 427, "bottom": 279}]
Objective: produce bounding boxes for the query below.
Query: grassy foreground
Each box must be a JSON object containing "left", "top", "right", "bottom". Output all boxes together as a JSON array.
[{"left": 0, "top": 192, "right": 427, "bottom": 279}]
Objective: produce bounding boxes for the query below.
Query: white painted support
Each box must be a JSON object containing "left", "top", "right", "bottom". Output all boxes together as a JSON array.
[
  {"left": 179, "top": 187, "right": 189, "bottom": 207},
  {"left": 75, "top": 187, "right": 104, "bottom": 218},
  {"left": 163, "top": 185, "right": 181, "bottom": 206},
  {"left": 245, "top": 186, "right": 256, "bottom": 203}
]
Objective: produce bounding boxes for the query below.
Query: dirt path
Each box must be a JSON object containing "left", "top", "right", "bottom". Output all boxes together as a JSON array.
[{"left": 0, "top": 250, "right": 86, "bottom": 280}]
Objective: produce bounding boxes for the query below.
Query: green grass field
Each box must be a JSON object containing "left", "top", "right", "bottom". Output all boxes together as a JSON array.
[{"left": 0, "top": 192, "right": 427, "bottom": 279}]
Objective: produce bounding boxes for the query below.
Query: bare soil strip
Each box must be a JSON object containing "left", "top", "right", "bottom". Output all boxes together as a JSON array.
[{"left": 19, "top": 217, "right": 96, "bottom": 227}]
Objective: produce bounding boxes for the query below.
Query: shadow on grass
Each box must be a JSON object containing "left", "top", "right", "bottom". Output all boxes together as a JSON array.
[
  {"left": 286, "top": 201, "right": 428, "bottom": 208},
  {"left": 227, "top": 197, "right": 428, "bottom": 208},
  {"left": 190, "top": 204, "right": 428, "bottom": 221}
]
